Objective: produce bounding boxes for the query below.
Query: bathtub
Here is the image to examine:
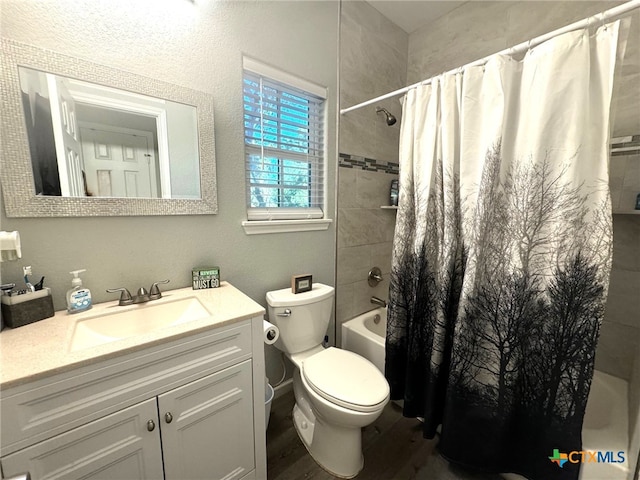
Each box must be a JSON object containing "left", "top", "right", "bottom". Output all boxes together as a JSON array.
[
  {"left": 342, "top": 308, "right": 633, "bottom": 480},
  {"left": 342, "top": 307, "right": 387, "bottom": 373}
]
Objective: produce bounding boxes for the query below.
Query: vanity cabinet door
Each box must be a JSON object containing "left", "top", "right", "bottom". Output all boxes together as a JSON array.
[
  {"left": 0, "top": 398, "right": 163, "bottom": 480},
  {"left": 158, "top": 359, "right": 255, "bottom": 480}
]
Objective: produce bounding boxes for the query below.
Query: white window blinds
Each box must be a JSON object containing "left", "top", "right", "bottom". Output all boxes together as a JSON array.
[{"left": 243, "top": 62, "right": 326, "bottom": 221}]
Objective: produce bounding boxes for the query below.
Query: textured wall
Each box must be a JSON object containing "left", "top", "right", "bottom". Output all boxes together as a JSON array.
[
  {"left": 0, "top": 0, "right": 339, "bottom": 389},
  {"left": 0, "top": 0, "right": 339, "bottom": 314},
  {"left": 337, "top": 1, "right": 407, "bottom": 345}
]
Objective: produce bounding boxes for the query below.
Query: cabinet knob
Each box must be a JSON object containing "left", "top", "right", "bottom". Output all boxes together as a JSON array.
[
  {"left": 147, "top": 419, "right": 156, "bottom": 431},
  {"left": 165, "top": 412, "right": 173, "bottom": 423}
]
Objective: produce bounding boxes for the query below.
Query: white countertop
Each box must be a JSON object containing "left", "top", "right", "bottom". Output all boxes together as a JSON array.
[{"left": 0, "top": 282, "right": 265, "bottom": 389}]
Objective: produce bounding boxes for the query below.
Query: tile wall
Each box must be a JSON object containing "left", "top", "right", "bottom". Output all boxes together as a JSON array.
[
  {"left": 339, "top": 1, "right": 639, "bottom": 387},
  {"left": 337, "top": 1, "right": 407, "bottom": 345},
  {"left": 336, "top": 155, "right": 398, "bottom": 345},
  {"left": 403, "top": 2, "right": 640, "bottom": 440},
  {"left": 597, "top": 214, "right": 640, "bottom": 381},
  {"left": 610, "top": 143, "right": 640, "bottom": 213},
  {"left": 339, "top": 1, "right": 407, "bottom": 162},
  {"left": 629, "top": 346, "right": 640, "bottom": 480}
]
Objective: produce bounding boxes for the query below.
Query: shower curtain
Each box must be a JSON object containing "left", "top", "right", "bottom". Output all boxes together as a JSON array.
[{"left": 386, "top": 23, "right": 620, "bottom": 480}]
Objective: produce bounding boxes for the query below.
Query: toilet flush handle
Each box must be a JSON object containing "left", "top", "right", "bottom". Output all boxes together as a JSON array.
[{"left": 276, "top": 309, "right": 292, "bottom": 317}]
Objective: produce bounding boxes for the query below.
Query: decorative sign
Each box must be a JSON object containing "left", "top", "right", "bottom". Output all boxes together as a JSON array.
[{"left": 291, "top": 274, "right": 312, "bottom": 294}]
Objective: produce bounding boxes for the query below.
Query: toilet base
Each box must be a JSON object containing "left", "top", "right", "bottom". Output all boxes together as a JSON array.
[{"left": 292, "top": 402, "right": 364, "bottom": 479}]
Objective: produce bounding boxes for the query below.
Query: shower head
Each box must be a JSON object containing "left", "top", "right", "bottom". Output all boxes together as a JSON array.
[{"left": 376, "top": 107, "right": 397, "bottom": 126}]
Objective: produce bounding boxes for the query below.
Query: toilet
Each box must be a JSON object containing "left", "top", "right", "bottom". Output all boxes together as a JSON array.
[{"left": 266, "top": 283, "right": 390, "bottom": 478}]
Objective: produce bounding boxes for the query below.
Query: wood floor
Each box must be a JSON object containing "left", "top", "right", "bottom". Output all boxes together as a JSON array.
[{"left": 266, "top": 389, "right": 504, "bottom": 480}]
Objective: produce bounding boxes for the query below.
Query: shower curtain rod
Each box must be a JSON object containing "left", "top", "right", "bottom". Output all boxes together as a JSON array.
[{"left": 340, "top": 0, "right": 640, "bottom": 115}]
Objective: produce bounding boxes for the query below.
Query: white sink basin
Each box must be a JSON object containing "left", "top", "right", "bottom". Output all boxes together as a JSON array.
[{"left": 69, "top": 296, "right": 211, "bottom": 351}]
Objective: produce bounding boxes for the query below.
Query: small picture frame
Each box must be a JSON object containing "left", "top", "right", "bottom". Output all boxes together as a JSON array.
[{"left": 292, "top": 274, "right": 313, "bottom": 294}]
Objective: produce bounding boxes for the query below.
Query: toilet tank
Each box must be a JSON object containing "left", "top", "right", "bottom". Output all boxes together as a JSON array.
[{"left": 266, "top": 283, "right": 334, "bottom": 354}]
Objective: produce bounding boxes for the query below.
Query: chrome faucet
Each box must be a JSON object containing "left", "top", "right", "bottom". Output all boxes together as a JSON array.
[
  {"left": 106, "top": 287, "right": 134, "bottom": 306},
  {"left": 133, "top": 287, "right": 150, "bottom": 304},
  {"left": 368, "top": 267, "right": 383, "bottom": 287},
  {"left": 107, "top": 280, "right": 170, "bottom": 306},
  {"left": 149, "top": 280, "right": 170, "bottom": 300},
  {"left": 370, "top": 296, "right": 387, "bottom": 308}
]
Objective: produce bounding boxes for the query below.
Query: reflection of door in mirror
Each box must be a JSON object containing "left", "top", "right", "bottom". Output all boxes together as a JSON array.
[
  {"left": 80, "top": 126, "right": 158, "bottom": 198},
  {"left": 20, "top": 68, "right": 85, "bottom": 196},
  {"left": 48, "top": 74, "right": 85, "bottom": 196},
  {"left": 20, "top": 70, "right": 61, "bottom": 196},
  {"left": 17, "top": 65, "right": 203, "bottom": 202}
]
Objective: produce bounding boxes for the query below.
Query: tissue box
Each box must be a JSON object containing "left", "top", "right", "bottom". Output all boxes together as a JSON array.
[
  {"left": 1, "top": 288, "right": 54, "bottom": 328},
  {"left": 192, "top": 267, "right": 220, "bottom": 290}
]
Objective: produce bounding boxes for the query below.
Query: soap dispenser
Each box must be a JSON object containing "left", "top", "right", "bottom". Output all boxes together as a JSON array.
[{"left": 67, "top": 269, "right": 92, "bottom": 314}]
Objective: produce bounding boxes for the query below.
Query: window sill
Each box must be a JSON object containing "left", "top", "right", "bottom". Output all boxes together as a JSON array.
[{"left": 241, "top": 218, "right": 333, "bottom": 235}]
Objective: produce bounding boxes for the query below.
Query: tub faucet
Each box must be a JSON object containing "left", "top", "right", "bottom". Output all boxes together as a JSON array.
[{"left": 370, "top": 296, "right": 387, "bottom": 308}]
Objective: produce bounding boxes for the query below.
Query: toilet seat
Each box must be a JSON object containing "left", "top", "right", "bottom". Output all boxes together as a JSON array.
[{"left": 302, "top": 347, "right": 390, "bottom": 413}]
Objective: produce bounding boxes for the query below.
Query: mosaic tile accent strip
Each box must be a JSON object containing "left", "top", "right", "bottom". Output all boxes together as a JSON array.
[
  {"left": 339, "top": 153, "right": 399, "bottom": 175},
  {"left": 341, "top": 136, "right": 639, "bottom": 171},
  {"left": 611, "top": 135, "right": 640, "bottom": 157}
]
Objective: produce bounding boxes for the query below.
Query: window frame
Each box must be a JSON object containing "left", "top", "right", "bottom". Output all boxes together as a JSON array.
[{"left": 241, "top": 57, "right": 331, "bottom": 235}]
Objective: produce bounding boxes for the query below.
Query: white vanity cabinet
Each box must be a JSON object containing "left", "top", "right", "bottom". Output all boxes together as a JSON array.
[
  {"left": 159, "top": 360, "right": 255, "bottom": 480},
  {"left": 1, "top": 398, "right": 165, "bottom": 479},
  {"left": 0, "top": 316, "right": 266, "bottom": 480}
]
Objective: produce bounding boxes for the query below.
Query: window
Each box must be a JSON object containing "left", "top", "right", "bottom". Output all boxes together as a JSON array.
[{"left": 242, "top": 58, "right": 329, "bottom": 233}]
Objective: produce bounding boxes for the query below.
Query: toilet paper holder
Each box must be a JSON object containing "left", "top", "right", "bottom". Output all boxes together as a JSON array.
[{"left": 263, "top": 320, "right": 280, "bottom": 345}]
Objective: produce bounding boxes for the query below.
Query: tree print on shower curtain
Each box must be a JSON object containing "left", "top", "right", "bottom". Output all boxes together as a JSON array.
[{"left": 385, "top": 23, "right": 621, "bottom": 480}]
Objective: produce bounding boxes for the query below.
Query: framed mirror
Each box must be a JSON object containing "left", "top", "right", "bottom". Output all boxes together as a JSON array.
[{"left": 1, "top": 39, "right": 217, "bottom": 217}]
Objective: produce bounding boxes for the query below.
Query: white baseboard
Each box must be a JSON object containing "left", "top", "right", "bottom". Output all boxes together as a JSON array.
[{"left": 273, "top": 378, "right": 293, "bottom": 399}]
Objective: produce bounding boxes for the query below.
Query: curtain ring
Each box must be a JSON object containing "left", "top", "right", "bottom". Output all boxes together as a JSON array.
[{"left": 601, "top": 12, "right": 607, "bottom": 30}]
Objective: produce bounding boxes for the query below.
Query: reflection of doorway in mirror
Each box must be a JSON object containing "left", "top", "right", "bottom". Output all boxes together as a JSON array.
[
  {"left": 79, "top": 125, "right": 158, "bottom": 198},
  {"left": 48, "top": 75, "right": 85, "bottom": 196},
  {"left": 16, "top": 66, "right": 203, "bottom": 201}
]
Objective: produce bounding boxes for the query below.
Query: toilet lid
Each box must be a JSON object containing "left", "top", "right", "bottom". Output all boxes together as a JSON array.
[{"left": 302, "top": 348, "right": 389, "bottom": 412}]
